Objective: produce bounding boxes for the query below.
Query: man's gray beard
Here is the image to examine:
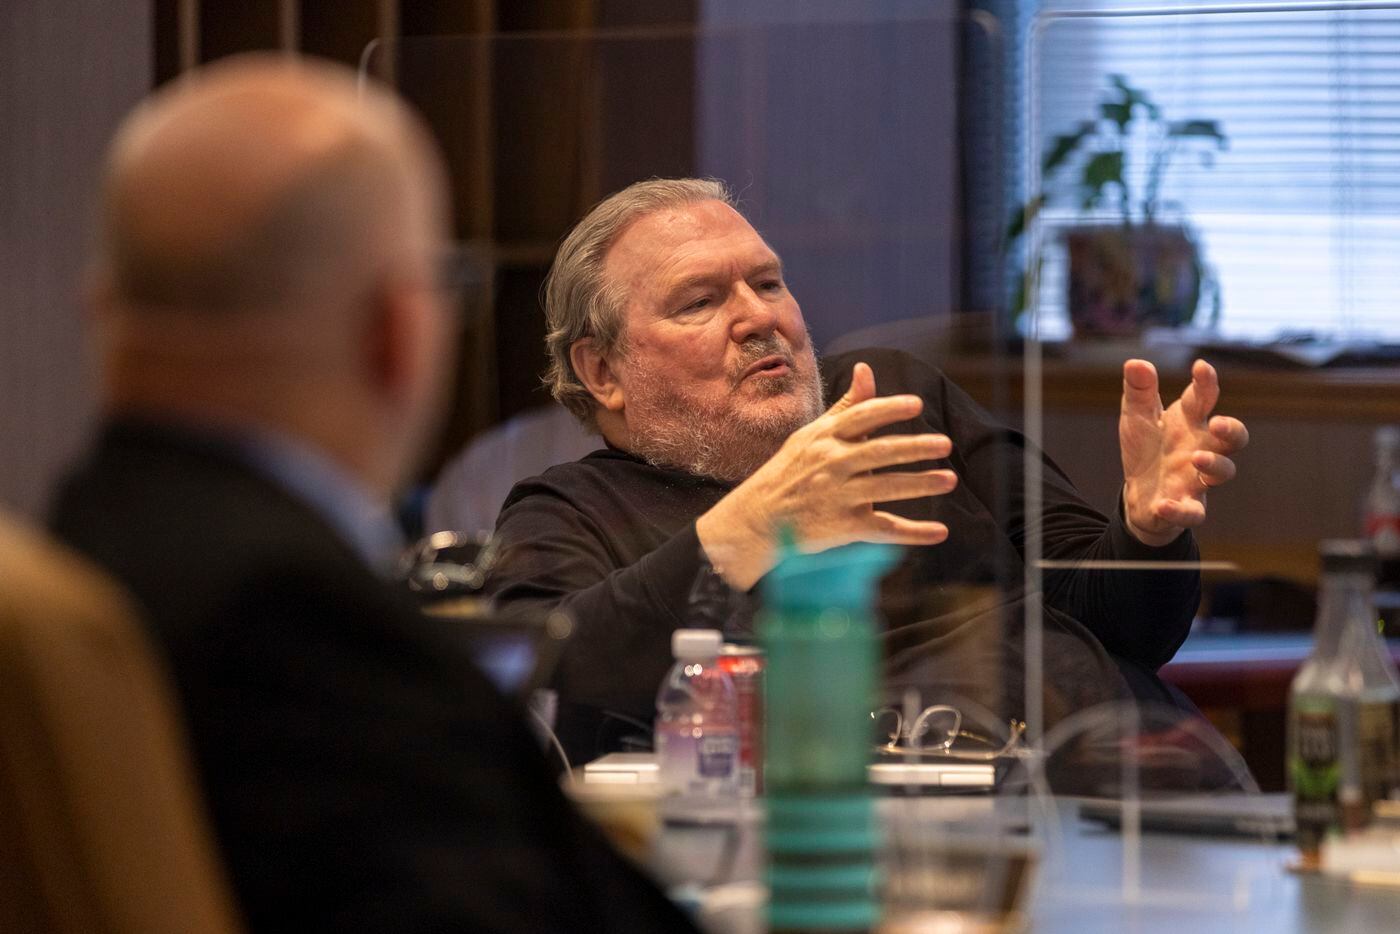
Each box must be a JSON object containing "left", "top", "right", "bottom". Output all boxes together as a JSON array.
[{"left": 624, "top": 346, "right": 825, "bottom": 484}]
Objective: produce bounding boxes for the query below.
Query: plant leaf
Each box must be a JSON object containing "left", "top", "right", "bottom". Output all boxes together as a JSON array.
[
  {"left": 1080, "top": 151, "right": 1124, "bottom": 208},
  {"left": 1108, "top": 74, "right": 1143, "bottom": 104},
  {"left": 1106, "top": 74, "right": 1155, "bottom": 127},
  {"left": 1011, "top": 255, "right": 1044, "bottom": 319},
  {"left": 1006, "top": 194, "right": 1046, "bottom": 242},
  {"left": 1011, "top": 269, "right": 1029, "bottom": 316},
  {"left": 1170, "top": 119, "right": 1227, "bottom": 147},
  {"left": 1101, "top": 101, "right": 1132, "bottom": 131},
  {"left": 1042, "top": 122, "right": 1095, "bottom": 173}
]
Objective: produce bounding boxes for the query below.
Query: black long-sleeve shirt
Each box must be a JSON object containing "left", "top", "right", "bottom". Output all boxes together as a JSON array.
[{"left": 488, "top": 349, "right": 1201, "bottom": 761}]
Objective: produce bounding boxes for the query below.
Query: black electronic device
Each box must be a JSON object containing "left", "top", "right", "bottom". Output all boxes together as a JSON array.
[
  {"left": 1078, "top": 793, "right": 1294, "bottom": 841},
  {"left": 401, "top": 530, "right": 571, "bottom": 696},
  {"left": 423, "top": 598, "right": 573, "bottom": 697}
]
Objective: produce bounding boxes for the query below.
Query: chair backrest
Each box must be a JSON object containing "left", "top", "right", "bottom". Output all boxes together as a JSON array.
[
  {"left": 425, "top": 403, "right": 600, "bottom": 540},
  {"left": 0, "top": 515, "right": 242, "bottom": 934}
]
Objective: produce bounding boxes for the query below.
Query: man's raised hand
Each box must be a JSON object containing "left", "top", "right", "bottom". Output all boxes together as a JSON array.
[
  {"left": 1119, "top": 358, "right": 1249, "bottom": 547},
  {"left": 697, "top": 362, "right": 957, "bottom": 589}
]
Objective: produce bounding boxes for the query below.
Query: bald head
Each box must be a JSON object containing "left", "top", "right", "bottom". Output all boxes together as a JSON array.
[
  {"left": 99, "top": 55, "right": 445, "bottom": 316},
  {"left": 92, "top": 55, "right": 457, "bottom": 496}
]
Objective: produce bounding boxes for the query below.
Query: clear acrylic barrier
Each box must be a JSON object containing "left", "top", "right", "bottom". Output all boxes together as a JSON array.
[
  {"left": 1019, "top": 1, "right": 1400, "bottom": 926},
  {"left": 358, "top": 7, "right": 1400, "bottom": 929}
]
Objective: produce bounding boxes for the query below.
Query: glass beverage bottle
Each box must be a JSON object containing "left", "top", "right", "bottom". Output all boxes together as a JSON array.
[{"left": 1289, "top": 540, "right": 1400, "bottom": 869}]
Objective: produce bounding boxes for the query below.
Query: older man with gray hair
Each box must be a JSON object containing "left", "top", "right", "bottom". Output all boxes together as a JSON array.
[{"left": 485, "top": 177, "right": 1249, "bottom": 766}]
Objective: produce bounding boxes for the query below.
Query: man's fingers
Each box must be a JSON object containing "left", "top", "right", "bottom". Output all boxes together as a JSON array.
[
  {"left": 830, "top": 395, "right": 926, "bottom": 440},
  {"left": 1121, "top": 358, "right": 1162, "bottom": 420},
  {"left": 827, "top": 361, "right": 877, "bottom": 415},
  {"left": 1191, "top": 451, "right": 1236, "bottom": 487},
  {"left": 1154, "top": 498, "right": 1207, "bottom": 528},
  {"left": 1208, "top": 415, "right": 1249, "bottom": 452},
  {"left": 841, "top": 434, "right": 951, "bottom": 474},
  {"left": 847, "top": 469, "right": 958, "bottom": 504},
  {"left": 869, "top": 512, "right": 949, "bottom": 546},
  {"left": 1180, "top": 358, "right": 1220, "bottom": 423}
]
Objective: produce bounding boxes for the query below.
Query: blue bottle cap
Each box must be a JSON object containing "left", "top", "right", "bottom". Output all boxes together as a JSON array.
[{"left": 762, "top": 534, "right": 900, "bottom": 611}]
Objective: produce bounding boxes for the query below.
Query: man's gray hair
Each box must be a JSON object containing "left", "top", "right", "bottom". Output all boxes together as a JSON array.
[{"left": 543, "top": 177, "right": 734, "bottom": 430}]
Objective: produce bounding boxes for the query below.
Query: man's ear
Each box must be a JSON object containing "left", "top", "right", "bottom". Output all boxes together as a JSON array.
[
  {"left": 364, "top": 277, "right": 426, "bottom": 401},
  {"left": 569, "top": 338, "right": 626, "bottom": 412}
]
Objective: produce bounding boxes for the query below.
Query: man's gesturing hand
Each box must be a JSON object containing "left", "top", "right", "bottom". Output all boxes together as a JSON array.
[
  {"left": 1119, "top": 358, "right": 1249, "bottom": 547},
  {"left": 697, "top": 362, "right": 957, "bottom": 589}
]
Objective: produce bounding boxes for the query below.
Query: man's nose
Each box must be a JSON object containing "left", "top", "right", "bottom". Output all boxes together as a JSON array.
[{"left": 729, "top": 282, "right": 779, "bottom": 343}]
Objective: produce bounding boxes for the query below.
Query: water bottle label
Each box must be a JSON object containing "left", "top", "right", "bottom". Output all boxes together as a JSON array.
[
  {"left": 697, "top": 733, "right": 737, "bottom": 778},
  {"left": 656, "top": 723, "right": 739, "bottom": 798}
]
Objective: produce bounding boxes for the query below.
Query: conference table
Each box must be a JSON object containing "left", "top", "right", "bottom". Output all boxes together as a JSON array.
[
  {"left": 1161, "top": 631, "right": 1400, "bottom": 708},
  {"left": 1028, "top": 799, "right": 1400, "bottom": 933},
  {"left": 649, "top": 793, "right": 1400, "bottom": 932},
  {"left": 618, "top": 632, "right": 1400, "bottom": 930},
  {"left": 1160, "top": 631, "right": 1400, "bottom": 790}
]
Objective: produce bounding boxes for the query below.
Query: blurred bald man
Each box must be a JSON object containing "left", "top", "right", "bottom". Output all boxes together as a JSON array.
[{"left": 49, "top": 56, "right": 695, "bottom": 933}]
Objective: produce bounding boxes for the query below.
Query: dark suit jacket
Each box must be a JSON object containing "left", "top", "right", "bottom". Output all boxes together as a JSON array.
[{"left": 49, "top": 419, "right": 695, "bottom": 933}]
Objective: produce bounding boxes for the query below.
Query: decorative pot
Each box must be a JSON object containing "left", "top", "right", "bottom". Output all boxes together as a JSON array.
[{"left": 1064, "top": 224, "right": 1201, "bottom": 338}]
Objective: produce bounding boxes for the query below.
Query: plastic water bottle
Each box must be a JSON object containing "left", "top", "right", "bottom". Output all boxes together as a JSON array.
[{"left": 655, "top": 629, "right": 739, "bottom": 802}]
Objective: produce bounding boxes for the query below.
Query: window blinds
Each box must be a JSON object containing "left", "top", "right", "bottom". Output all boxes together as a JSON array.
[{"left": 1028, "top": 4, "right": 1400, "bottom": 340}]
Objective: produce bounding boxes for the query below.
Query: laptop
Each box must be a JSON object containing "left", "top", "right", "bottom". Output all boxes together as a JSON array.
[{"left": 1078, "top": 793, "right": 1294, "bottom": 840}]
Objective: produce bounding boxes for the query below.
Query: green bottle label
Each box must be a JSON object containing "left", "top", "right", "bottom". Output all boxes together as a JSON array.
[
  {"left": 1291, "top": 704, "right": 1340, "bottom": 852},
  {"left": 1358, "top": 701, "right": 1399, "bottom": 807}
]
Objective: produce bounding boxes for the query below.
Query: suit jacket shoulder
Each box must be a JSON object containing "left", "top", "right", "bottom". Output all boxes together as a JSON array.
[{"left": 50, "top": 419, "right": 696, "bottom": 933}]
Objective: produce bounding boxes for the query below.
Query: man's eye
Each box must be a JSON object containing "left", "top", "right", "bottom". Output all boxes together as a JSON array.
[
  {"left": 758, "top": 280, "right": 785, "bottom": 293},
  {"left": 682, "top": 296, "right": 711, "bottom": 312}
]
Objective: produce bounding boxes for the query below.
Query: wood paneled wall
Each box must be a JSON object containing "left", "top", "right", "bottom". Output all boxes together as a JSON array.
[
  {"left": 150, "top": 0, "right": 698, "bottom": 478},
  {"left": 0, "top": 1, "right": 152, "bottom": 517}
]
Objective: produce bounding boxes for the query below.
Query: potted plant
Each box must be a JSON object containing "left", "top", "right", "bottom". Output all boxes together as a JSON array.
[{"left": 1008, "top": 74, "right": 1228, "bottom": 338}]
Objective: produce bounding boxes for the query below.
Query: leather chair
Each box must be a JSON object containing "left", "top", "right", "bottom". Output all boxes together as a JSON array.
[{"left": 0, "top": 514, "right": 241, "bottom": 933}]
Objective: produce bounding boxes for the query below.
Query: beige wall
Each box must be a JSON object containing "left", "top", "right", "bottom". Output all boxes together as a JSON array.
[
  {"left": 0, "top": 1, "right": 151, "bottom": 518},
  {"left": 1037, "top": 410, "right": 1376, "bottom": 582}
]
